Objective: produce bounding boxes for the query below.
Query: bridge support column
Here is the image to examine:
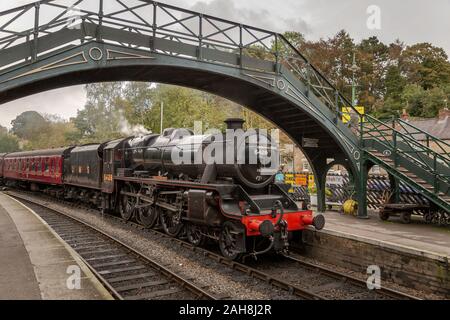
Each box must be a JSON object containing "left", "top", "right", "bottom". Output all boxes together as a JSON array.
[
  {"left": 357, "top": 160, "right": 369, "bottom": 218},
  {"left": 311, "top": 158, "right": 327, "bottom": 213},
  {"left": 388, "top": 174, "right": 400, "bottom": 203},
  {"left": 316, "top": 172, "right": 326, "bottom": 213}
]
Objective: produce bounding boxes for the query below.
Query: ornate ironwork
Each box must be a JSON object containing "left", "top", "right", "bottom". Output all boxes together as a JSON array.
[{"left": 0, "top": 0, "right": 359, "bottom": 121}]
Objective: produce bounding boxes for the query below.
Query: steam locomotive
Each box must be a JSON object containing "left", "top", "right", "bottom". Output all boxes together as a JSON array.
[{"left": 0, "top": 118, "right": 324, "bottom": 259}]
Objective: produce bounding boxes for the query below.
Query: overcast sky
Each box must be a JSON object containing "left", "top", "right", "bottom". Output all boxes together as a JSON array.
[{"left": 1, "top": 0, "right": 449, "bottom": 128}]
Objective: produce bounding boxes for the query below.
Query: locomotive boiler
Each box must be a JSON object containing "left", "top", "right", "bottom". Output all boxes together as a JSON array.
[{"left": 124, "top": 118, "right": 278, "bottom": 189}]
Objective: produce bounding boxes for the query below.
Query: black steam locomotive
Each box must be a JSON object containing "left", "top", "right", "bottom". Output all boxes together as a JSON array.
[{"left": 1, "top": 119, "right": 324, "bottom": 259}]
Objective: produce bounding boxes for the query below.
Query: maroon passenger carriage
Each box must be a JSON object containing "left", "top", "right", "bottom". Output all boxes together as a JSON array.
[{"left": 2, "top": 148, "right": 72, "bottom": 191}]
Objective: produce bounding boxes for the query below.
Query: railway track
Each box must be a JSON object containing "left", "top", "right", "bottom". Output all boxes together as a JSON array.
[
  {"left": 269, "top": 254, "right": 421, "bottom": 300},
  {"left": 5, "top": 190, "right": 421, "bottom": 300},
  {"left": 9, "top": 195, "right": 217, "bottom": 300}
]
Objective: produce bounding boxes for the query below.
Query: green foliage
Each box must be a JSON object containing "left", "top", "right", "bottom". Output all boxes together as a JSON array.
[
  {"left": 70, "top": 82, "right": 230, "bottom": 141},
  {"left": 143, "top": 84, "right": 228, "bottom": 133},
  {"left": 0, "top": 131, "right": 20, "bottom": 153},
  {"left": 402, "top": 85, "right": 448, "bottom": 117},
  {"left": 8, "top": 112, "right": 78, "bottom": 150},
  {"left": 284, "top": 31, "right": 450, "bottom": 118},
  {"left": 401, "top": 43, "right": 450, "bottom": 89},
  {"left": 11, "top": 111, "right": 47, "bottom": 140}
]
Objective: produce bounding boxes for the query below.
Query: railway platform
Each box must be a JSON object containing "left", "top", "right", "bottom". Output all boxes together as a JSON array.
[
  {"left": 320, "top": 209, "right": 450, "bottom": 258},
  {"left": 304, "top": 209, "right": 450, "bottom": 296},
  {"left": 0, "top": 192, "right": 112, "bottom": 300}
]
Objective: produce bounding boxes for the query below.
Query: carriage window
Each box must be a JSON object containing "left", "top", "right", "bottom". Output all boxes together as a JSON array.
[{"left": 45, "top": 159, "right": 50, "bottom": 172}]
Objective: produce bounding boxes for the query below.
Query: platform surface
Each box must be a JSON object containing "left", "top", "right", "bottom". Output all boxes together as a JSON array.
[
  {"left": 318, "top": 209, "right": 450, "bottom": 259},
  {"left": 0, "top": 192, "right": 112, "bottom": 300}
]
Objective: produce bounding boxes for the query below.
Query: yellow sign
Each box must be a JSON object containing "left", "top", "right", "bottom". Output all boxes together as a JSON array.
[
  {"left": 308, "top": 175, "right": 315, "bottom": 188},
  {"left": 284, "top": 173, "right": 294, "bottom": 185},
  {"left": 342, "top": 106, "right": 365, "bottom": 123},
  {"left": 295, "top": 173, "right": 308, "bottom": 186}
]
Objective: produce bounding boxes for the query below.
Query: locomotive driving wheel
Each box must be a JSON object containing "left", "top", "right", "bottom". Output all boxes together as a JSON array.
[
  {"left": 186, "top": 224, "right": 206, "bottom": 247},
  {"left": 159, "top": 207, "right": 183, "bottom": 237},
  {"left": 119, "top": 184, "right": 136, "bottom": 221},
  {"left": 137, "top": 205, "right": 158, "bottom": 228},
  {"left": 219, "top": 221, "right": 243, "bottom": 260}
]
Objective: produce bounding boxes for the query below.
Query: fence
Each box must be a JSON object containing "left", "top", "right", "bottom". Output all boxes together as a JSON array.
[{"left": 287, "top": 172, "right": 429, "bottom": 209}]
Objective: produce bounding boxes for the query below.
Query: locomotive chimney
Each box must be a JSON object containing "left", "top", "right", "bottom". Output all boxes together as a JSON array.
[{"left": 224, "top": 118, "right": 245, "bottom": 130}]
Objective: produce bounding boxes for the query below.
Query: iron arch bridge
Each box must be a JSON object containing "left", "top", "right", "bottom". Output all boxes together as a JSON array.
[{"left": 1, "top": 1, "right": 448, "bottom": 217}]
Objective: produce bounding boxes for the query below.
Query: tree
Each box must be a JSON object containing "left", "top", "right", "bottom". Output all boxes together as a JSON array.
[
  {"left": 0, "top": 130, "right": 20, "bottom": 153},
  {"left": 10, "top": 111, "right": 48, "bottom": 140},
  {"left": 143, "top": 84, "right": 227, "bottom": 133},
  {"left": 384, "top": 65, "right": 406, "bottom": 101},
  {"left": 401, "top": 43, "right": 450, "bottom": 89},
  {"left": 400, "top": 84, "right": 448, "bottom": 118},
  {"left": 72, "top": 82, "right": 127, "bottom": 143},
  {"left": 356, "top": 36, "right": 389, "bottom": 112}
]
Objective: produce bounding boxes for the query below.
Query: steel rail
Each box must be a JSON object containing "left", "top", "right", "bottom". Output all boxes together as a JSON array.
[
  {"left": 6, "top": 191, "right": 217, "bottom": 301},
  {"left": 283, "top": 254, "right": 421, "bottom": 300}
]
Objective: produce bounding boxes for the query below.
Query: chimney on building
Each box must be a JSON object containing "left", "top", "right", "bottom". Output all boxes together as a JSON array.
[{"left": 438, "top": 108, "right": 450, "bottom": 120}]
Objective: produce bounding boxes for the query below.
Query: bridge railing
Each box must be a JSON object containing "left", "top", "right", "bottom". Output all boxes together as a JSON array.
[
  {"left": 362, "top": 114, "right": 450, "bottom": 193},
  {"left": 276, "top": 35, "right": 361, "bottom": 125},
  {"left": 0, "top": 0, "right": 364, "bottom": 128},
  {"left": 395, "top": 118, "right": 450, "bottom": 158}
]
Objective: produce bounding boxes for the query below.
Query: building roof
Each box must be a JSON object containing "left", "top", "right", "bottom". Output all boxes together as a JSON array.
[{"left": 401, "top": 115, "right": 450, "bottom": 140}]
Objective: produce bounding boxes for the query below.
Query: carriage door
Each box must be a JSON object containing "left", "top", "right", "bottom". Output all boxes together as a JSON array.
[{"left": 102, "top": 148, "right": 114, "bottom": 193}]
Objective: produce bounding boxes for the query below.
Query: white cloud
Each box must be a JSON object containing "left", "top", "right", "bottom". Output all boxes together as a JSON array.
[{"left": 0, "top": 86, "right": 85, "bottom": 129}]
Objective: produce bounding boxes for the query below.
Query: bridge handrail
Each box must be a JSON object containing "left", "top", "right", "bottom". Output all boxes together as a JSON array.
[
  {"left": 277, "top": 33, "right": 357, "bottom": 115},
  {"left": 364, "top": 115, "right": 450, "bottom": 162},
  {"left": 395, "top": 118, "right": 450, "bottom": 157},
  {"left": 363, "top": 114, "right": 450, "bottom": 192}
]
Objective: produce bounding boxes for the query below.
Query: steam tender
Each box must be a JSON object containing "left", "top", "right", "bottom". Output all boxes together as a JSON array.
[{"left": 1, "top": 119, "right": 324, "bottom": 260}]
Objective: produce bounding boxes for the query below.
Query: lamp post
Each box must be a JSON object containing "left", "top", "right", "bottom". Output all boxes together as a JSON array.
[
  {"left": 350, "top": 52, "right": 359, "bottom": 107},
  {"left": 160, "top": 101, "right": 164, "bottom": 134}
]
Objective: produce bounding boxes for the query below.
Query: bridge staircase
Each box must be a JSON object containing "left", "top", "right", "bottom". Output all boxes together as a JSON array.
[{"left": 361, "top": 116, "right": 450, "bottom": 213}]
